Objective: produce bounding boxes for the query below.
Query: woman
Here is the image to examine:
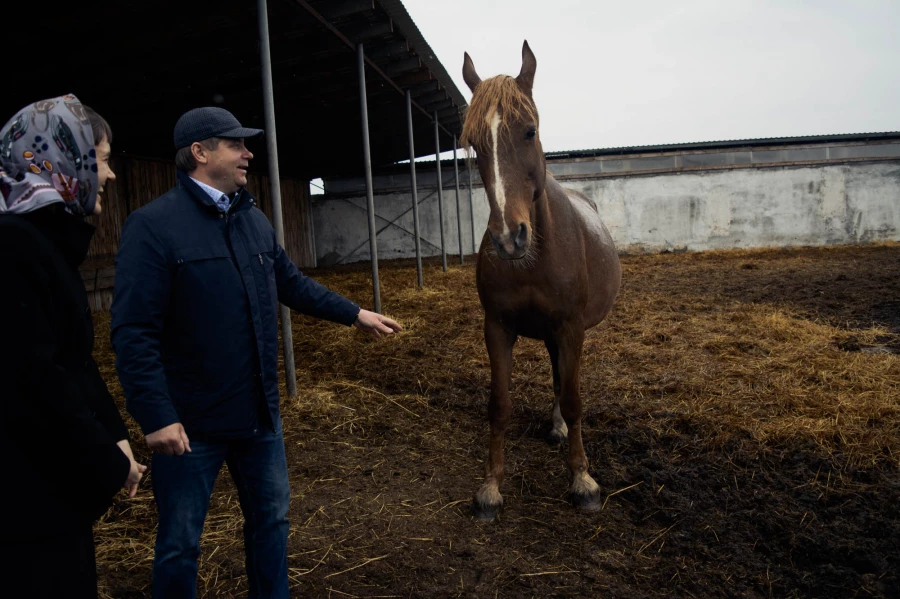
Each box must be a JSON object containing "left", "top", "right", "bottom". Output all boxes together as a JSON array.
[{"left": 0, "top": 95, "right": 146, "bottom": 597}]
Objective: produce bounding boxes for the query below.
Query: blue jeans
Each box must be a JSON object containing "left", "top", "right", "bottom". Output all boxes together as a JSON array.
[{"left": 151, "top": 427, "right": 290, "bottom": 599}]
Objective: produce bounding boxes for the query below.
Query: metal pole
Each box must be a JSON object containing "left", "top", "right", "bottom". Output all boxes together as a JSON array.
[
  {"left": 434, "top": 112, "right": 447, "bottom": 272},
  {"left": 467, "top": 162, "right": 476, "bottom": 254},
  {"left": 453, "top": 135, "right": 463, "bottom": 264},
  {"left": 358, "top": 44, "right": 381, "bottom": 313},
  {"left": 406, "top": 91, "right": 424, "bottom": 288},
  {"left": 257, "top": 0, "right": 297, "bottom": 398}
]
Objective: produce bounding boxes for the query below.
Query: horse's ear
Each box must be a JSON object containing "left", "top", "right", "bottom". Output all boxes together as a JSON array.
[
  {"left": 516, "top": 40, "right": 537, "bottom": 96},
  {"left": 462, "top": 52, "right": 482, "bottom": 93}
]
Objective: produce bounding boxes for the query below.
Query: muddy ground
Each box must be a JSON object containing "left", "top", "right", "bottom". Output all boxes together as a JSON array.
[{"left": 92, "top": 243, "right": 900, "bottom": 598}]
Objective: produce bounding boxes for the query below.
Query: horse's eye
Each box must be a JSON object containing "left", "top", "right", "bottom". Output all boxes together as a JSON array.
[{"left": 525, "top": 127, "right": 536, "bottom": 140}]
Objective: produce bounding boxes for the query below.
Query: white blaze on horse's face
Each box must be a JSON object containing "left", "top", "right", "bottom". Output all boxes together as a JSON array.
[
  {"left": 480, "top": 107, "right": 536, "bottom": 261},
  {"left": 461, "top": 43, "right": 543, "bottom": 261},
  {"left": 488, "top": 110, "right": 510, "bottom": 238}
]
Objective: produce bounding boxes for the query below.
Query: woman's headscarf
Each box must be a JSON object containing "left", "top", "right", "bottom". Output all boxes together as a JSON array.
[{"left": 0, "top": 94, "right": 99, "bottom": 216}]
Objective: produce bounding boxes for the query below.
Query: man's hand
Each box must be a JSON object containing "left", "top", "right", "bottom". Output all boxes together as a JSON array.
[
  {"left": 116, "top": 439, "right": 147, "bottom": 498},
  {"left": 353, "top": 309, "right": 403, "bottom": 338},
  {"left": 145, "top": 422, "right": 192, "bottom": 456}
]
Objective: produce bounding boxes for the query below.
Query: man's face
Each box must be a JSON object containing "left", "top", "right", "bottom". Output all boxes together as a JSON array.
[{"left": 200, "top": 138, "right": 253, "bottom": 195}]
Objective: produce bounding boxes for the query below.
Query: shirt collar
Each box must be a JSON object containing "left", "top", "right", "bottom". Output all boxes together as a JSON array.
[{"left": 189, "top": 177, "right": 235, "bottom": 212}]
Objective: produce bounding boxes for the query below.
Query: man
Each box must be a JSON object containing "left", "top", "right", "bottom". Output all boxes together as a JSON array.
[{"left": 111, "top": 107, "right": 400, "bottom": 599}]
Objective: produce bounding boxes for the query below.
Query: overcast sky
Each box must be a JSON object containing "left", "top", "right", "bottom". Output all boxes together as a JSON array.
[{"left": 400, "top": 0, "right": 900, "bottom": 153}]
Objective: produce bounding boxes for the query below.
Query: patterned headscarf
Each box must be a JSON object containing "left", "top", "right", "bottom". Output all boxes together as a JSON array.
[{"left": 0, "top": 94, "right": 99, "bottom": 216}]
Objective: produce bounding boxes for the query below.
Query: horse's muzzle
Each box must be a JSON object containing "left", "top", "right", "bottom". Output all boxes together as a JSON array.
[{"left": 489, "top": 223, "right": 529, "bottom": 260}]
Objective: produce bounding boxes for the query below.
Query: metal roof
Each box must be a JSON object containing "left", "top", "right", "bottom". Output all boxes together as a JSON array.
[
  {"left": 544, "top": 132, "right": 900, "bottom": 159},
  {"left": 1, "top": 0, "right": 467, "bottom": 180}
]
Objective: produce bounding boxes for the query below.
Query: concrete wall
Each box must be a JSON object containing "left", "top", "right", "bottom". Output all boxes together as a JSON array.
[
  {"left": 312, "top": 142, "right": 900, "bottom": 264},
  {"left": 313, "top": 170, "right": 490, "bottom": 266},
  {"left": 569, "top": 162, "right": 900, "bottom": 252}
]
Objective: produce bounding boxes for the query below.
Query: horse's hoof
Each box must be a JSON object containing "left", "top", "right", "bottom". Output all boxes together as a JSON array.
[
  {"left": 472, "top": 497, "right": 503, "bottom": 521},
  {"left": 547, "top": 429, "right": 567, "bottom": 445},
  {"left": 571, "top": 489, "right": 602, "bottom": 512}
]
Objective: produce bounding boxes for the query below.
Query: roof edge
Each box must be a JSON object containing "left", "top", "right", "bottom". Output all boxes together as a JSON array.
[
  {"left": 377, "top": 0, "right": 468, "bottom": 112},
  {"left": 545, "top": 132, "right": 900, "bottom": 159}
]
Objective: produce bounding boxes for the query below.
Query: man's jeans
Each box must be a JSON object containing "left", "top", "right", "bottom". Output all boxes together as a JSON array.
[{"left": 151, "top": 427, "right": 290, "bottom": 599}]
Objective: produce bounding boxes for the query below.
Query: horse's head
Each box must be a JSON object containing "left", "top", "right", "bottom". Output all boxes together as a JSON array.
[{"left": 461, "top": 41, "right": 545, "bottom": 261}]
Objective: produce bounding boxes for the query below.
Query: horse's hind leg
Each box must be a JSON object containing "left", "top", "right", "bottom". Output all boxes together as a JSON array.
[
  {"left": 545, "top": 340, "right": 569, "bottom": 445},
  {"left": 473, "top": 318, "right": 516, "bottom": 521},
  {"left": 555, "top": 324, "right": 602, "bottom": 510}
]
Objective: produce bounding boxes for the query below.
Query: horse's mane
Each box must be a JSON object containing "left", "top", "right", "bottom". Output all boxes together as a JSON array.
[{"left": 460, "top": 75, "right": 539, "bottom": 155}]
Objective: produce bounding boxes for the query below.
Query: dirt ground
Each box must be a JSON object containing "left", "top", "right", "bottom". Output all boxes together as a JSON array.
[{"left": 92, "top": 243, "right": 900, "bottom": 598}]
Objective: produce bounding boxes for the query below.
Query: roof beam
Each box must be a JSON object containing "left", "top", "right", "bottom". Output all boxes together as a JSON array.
[
  {"left": 314, "top": 0, "right": 375, "bottom": 20},
  {"left": 366, "top": 39, "right": 410, "bottom": 60},
  {"left": 414, "top": 90, "right": 449, "bottom": 105},
  {"left": 422, "top": 98, "right": 454, "bottom": 112},
  {"left": 391, "top": 69, "right": 435, "bottom": 87},
  {"left": 291, "top": 0, "right": 458, "bottom": 137},
  {"left": 407, "top": 80, "right": 441, "bottom": 94},
  {"left": 438, "top": 105, "right": 461, "bottom": 118},
  {"left": 342, "top": 20, "right": 393, "bottom": 43},
  {"left": 381, "top": 57, "right": 422, "bottom": 77}
]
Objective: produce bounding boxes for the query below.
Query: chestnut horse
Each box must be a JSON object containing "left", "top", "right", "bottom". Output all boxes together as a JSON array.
[{"left": 461, "top": 41, "right": 621, "bottom": 520}]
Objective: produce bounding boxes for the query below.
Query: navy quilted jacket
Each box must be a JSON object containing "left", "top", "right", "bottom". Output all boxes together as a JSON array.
[{"left": 111, "top": 171, "right": 359, "bottom": 440}]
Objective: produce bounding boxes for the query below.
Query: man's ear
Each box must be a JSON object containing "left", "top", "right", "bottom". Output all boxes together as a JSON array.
[{"left": 191, "top": 142, "right": 208, "bottom": 165}]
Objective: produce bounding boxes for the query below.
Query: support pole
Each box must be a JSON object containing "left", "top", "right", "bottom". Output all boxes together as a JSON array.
[
  {"left": 407, "top": 90, "right": 424, "bottom": 288},
  {"left": 434, "top": 112, "right": 447, "bottom": 272},
  {"left": 358, "top": 43, "right": 382, "bottom": 313},
  {"left": 453, "top": 136, "right": 463, "bottom": 264},
  {"left": 258, "top": 0, "right": 296, "bottom": 397},
  {"left": 467, "top": 163, "right": 476, "bottom": 253}
]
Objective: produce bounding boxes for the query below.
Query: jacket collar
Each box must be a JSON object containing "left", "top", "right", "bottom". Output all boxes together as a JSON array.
[{"left": 176, "top": 170, "right": 258, "bottom": 214}]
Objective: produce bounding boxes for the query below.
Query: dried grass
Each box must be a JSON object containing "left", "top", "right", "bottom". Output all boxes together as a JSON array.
[{"left": 90, "top": 243, "right": 900, "bottom": 598}]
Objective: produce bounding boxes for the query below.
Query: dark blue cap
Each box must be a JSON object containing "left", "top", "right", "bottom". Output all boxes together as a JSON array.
[{"left": 173, "top": 107, "right": 263, "bottom": 149}]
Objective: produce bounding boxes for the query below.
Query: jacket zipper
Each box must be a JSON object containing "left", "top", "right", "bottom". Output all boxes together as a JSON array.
[
  {"left": 222, "top": 204, "right": 267, "bottom": 432},
  {"left": 223, "top": 211, "right": 239, "bottom": 268}
]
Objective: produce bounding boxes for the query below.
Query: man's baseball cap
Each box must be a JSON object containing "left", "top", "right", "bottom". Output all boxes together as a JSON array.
[{"left": 173, "top": 107, "right": 264, "bottom": 149}]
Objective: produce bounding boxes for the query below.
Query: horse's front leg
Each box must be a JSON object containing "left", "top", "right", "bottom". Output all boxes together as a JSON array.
[
  {"left": 554, "top": 323, "right": 602, "bottom": 509},
  {"left": 544, "top": 340, "right": 568, "bottom": 445},
  {"left": 473, "top": 317, "right": 516, "bottom": 521}
]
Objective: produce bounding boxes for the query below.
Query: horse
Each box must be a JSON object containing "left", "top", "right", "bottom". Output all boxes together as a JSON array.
[{"left": 460, "top": 41, "right": 622, "bottom": 520}]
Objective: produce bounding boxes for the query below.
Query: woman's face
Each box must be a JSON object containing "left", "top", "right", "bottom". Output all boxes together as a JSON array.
[{"left": 94, "top": 137, "right": 115, "bottom": 214}]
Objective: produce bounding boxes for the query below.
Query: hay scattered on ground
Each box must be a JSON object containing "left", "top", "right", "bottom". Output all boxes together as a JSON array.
[{"left": 92, "top": 243, "right": 899, "bottom": 598}]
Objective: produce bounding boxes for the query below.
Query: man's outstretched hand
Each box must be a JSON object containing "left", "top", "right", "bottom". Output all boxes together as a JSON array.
[{"left": 353, "top": 309, "right": 403, "bottom": 338}]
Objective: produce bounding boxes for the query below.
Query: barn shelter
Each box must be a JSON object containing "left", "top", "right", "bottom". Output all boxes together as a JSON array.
[{"left": 3, "top": 0, "right": 469, "bottom": 396}]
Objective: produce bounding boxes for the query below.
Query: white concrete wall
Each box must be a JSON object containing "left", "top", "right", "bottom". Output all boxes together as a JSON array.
[
  {"left": 570, "top": 162, "right": 900, "bottom": 252},
  {"left": 312, "top": 180, "right": 490, "bottom": 266},
  {"left": 312, "top": 160, "right": 900, "bottom": 264}
]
